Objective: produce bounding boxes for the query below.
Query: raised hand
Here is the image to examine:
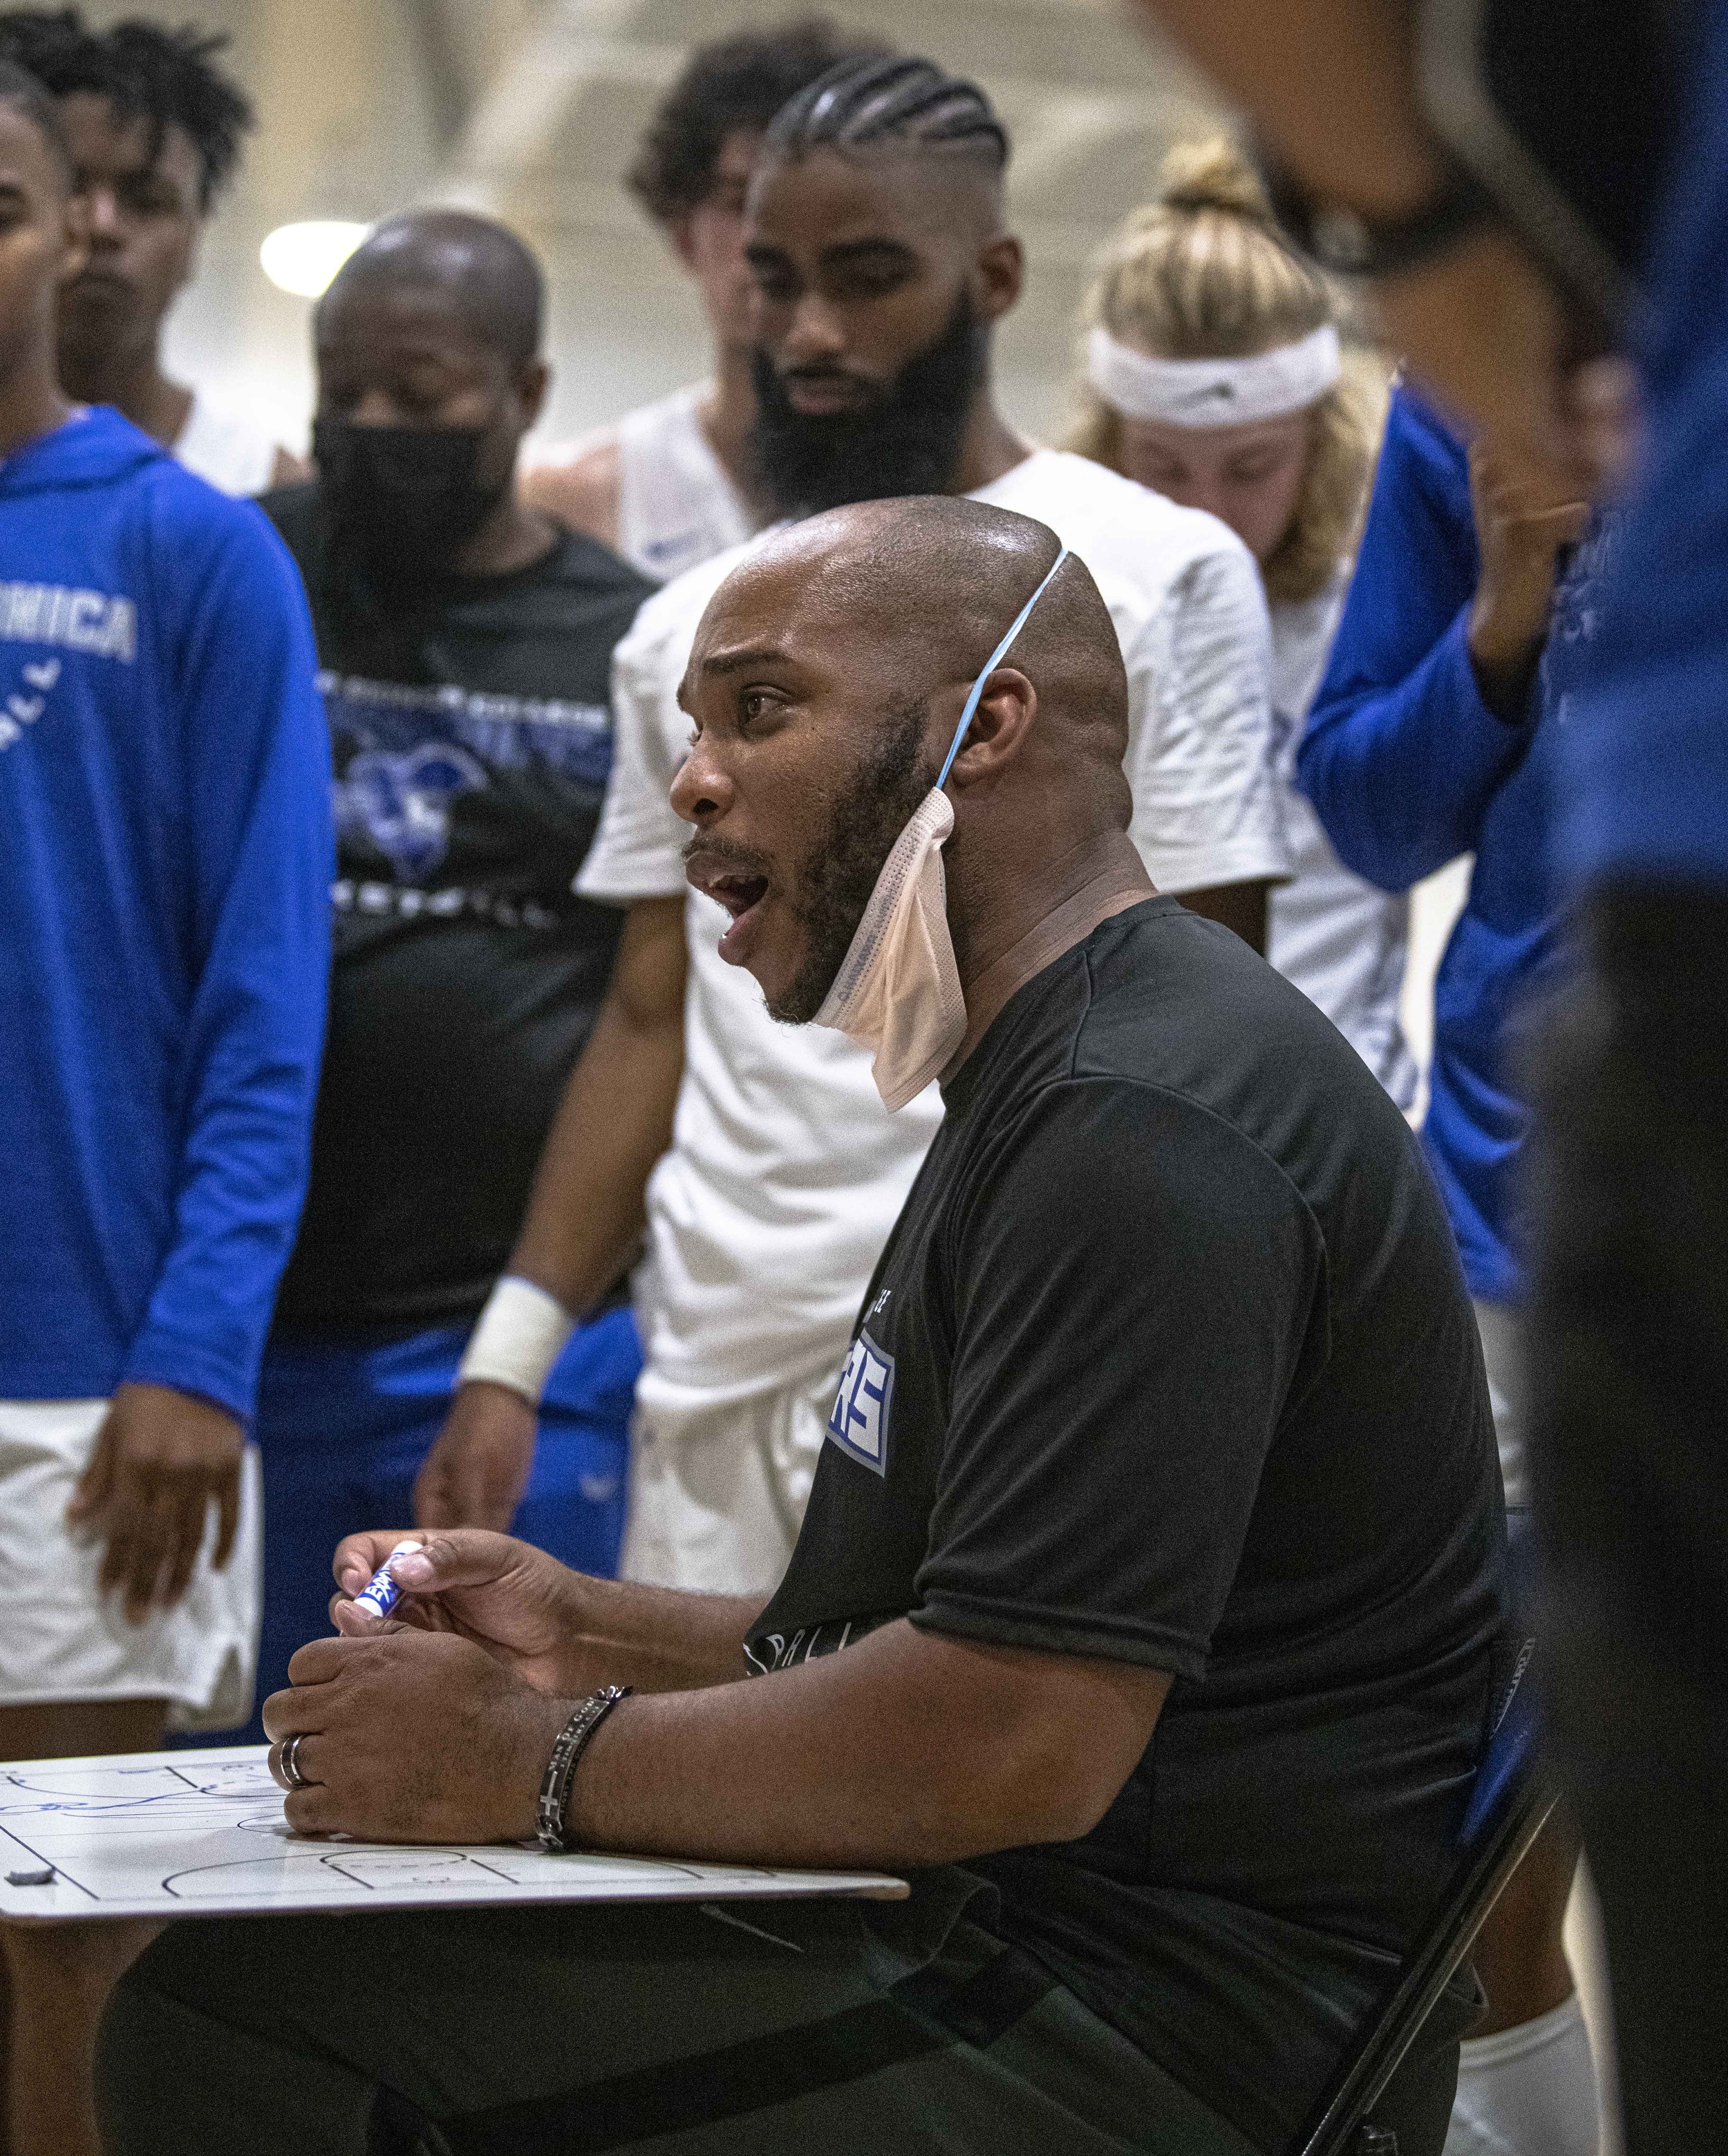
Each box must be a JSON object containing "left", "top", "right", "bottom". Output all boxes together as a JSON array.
[{"left": 1466, "top": 442, "right": 1592, "bottom": 717}]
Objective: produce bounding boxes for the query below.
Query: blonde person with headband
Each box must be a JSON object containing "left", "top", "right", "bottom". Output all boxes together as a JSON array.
[{"left": 1069, "top": 142, "right": 1416, "bottom": 1107}]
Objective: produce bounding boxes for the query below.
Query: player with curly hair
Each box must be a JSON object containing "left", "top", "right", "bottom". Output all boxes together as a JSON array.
[{"left": 524, "top": 17, "right": 885, "bottom": 583}]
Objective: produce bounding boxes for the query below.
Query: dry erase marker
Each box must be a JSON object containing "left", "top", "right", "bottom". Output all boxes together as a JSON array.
[{"left": 352, "top": 1540, "right": 424, "bottom": 1620}]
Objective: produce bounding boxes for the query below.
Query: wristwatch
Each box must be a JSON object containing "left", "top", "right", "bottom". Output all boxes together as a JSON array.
[{"left": 1259, "top": 145, "right": 1499, "bottom": 281}]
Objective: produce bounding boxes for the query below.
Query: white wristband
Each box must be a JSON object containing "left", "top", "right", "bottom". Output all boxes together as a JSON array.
[{"left": 458, "top": 1276, "right": 577, "bottom": 1405}]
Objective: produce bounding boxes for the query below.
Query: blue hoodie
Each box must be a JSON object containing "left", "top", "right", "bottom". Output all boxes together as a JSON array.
[
  {"left": 1559, "top": 0, "right": 1728, "bottom": 891},
  {"left": 0, "top": 408, "right": 331, "bottom": 1421},
  {"left": 1297, "top": 388, "right": 1607, "bottom": 1305}
]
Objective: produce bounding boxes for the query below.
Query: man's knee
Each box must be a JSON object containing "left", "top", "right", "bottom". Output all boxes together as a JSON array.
[
  {"left": 95, "top": 1928, "right": 377, "bottom": 2156},
  {"left": 96, "top": 1959, "right": 205, "bottom": 2155}
]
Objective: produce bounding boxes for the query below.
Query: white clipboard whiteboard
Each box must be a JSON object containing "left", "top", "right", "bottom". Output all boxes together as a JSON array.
[{"left": 0, "top": 1747, "right": 906, "bottom": 1922}]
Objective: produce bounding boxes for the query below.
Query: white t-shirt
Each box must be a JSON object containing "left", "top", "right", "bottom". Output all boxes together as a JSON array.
[
  {"left": 1266, "top": 571, "right": 1416, "bottom": 1106},
  {"left": 580, "top": 446, "right": 1286, "bottom": 1405},
  {"left": 173, "top": 393, "right": 283, "bottom": 498},
  {"left": 614, "top": 383, "right": 755, "bottom": 585}
]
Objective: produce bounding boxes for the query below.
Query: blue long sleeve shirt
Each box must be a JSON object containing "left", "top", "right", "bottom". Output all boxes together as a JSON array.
[
  {"left": 0, "top": 408, "right": 331, "bottom": 1421},
  {"left": 1297, "top": 388, "right": 1597, "bottom": 1304},
  {"left": 1561, "top": 0, "right": 1728, "bottom": 891}
]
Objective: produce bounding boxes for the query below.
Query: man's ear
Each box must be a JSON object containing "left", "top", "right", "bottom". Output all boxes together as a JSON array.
[
  {"left": 59, "top": 189, "right": 91, "bottom": 287},
  {"left": 664, "top": 213, "right": 699, "bottom": 274},
  {"left": 172, "top": 217, "right": 203, "bottom": 299},
  {"left": 516, "top": 357, "right": 551, "bottom": 431},
  {"left": 974, "top": 232, "right": 1024, "bottom": 325},
  {"left": 946, "top": 667, "right": 1037, "bottom": 789}
]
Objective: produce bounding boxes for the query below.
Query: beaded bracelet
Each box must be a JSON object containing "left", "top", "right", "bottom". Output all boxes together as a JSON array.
[{"left": 536, "top": 1685, "right": 632, "bottom": 1853}]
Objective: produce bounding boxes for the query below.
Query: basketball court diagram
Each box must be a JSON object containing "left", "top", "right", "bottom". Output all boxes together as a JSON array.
[{"left": 0, "top": 1746, "right": 903, "bottom": 1922}]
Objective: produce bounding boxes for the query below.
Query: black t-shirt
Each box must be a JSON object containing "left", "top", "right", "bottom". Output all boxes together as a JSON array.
[
  {"left": 746, "top": 898, "right": 1505, "bottom": 2151},
  {"left": 261, "top": 482, "right": 655, "bottom": 1330}
]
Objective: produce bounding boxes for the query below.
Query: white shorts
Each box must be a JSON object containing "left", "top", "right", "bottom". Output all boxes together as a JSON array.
[
  {"left": 0, "top": 1398, "right": 262, "bottom": 1729},
  {"left": 621, "top": 1362, "right": 840, "bottom": 1597},
  {"left": 1473, "top": 1301, "right": 1526, "bottom": 1511}
]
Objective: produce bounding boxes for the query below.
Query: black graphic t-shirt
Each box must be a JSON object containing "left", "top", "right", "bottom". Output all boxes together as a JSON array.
[
  {"left": 746, "top": 899, "right": 1505, "bottom": 2150},
  {"left": 261, "top": 482, "right": 655, "bottom": 1330}
]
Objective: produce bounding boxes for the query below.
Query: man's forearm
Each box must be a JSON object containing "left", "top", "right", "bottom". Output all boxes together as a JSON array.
[
  {"left": 559, "top": 1573, "right": 764, "bottom": 1695},
  {"left": 1301, "top": 623, "right": 1526, "bottom": 887},
  {"left": 565, "top": 1619, "right": 1168, "bottom": 1871},
  {"left": 510, "top": 895, "right": 686, "bottom": 1316},
  {"left": 1138, "top": 0, "right": 1442, "bottom": 215}
]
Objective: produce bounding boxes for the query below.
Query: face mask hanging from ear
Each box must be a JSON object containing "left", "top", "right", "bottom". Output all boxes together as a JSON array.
[{"left": 813, "top": 545, "right": 1071, "bottom": 1110}]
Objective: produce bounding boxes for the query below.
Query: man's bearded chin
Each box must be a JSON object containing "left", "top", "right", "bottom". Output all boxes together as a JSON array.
[
  {"left": 748, "top": 292, "right": 986, "bottom": 520},
  {"left": 768, "top": 697, "right": 933, "bottom": 1025}
]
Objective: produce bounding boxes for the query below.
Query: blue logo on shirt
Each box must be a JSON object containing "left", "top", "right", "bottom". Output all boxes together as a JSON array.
[
  {"left": 641, "top": 531, "right": 702, "bottom": 565},
  {"left": 827, "top": 1329, "right": 894, "bottom": 1477},
  {"left": 333, "top": 741, "right": 485, "bottom": 881}
]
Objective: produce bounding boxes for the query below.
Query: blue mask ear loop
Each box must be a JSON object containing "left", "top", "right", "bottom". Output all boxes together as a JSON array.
[{"left": 935, "top": 544, "right": 1071, "bottom": 792}]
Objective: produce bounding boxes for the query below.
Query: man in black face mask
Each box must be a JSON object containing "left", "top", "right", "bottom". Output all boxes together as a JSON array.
[
  {"left": 238, "top": 211, "right": 656, "bottom": 1743},
  {"left": 298, "top": 214, "right": 559, "bottom": 614}
]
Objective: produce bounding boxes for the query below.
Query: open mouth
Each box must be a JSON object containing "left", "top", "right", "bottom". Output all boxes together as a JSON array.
[
  {"left": 66, "top": 272, "right": 132, "bottom": 300},
  {"left": 685, "top": 851, "right": 776, "bottom": 966},
  {"left": 781, "top": 370, "right": 870, "bottom": 417},
  {"left": 703, "top": 870, "right": 769, "bottom": 922}
]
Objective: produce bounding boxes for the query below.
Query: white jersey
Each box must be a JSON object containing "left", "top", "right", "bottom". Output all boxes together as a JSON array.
[
  {"left": 1266, "top": 571, "right": 1416, "bottom": 1107},
  {"left": 614, "top": 383, "right": 754, "bottom": 585},
  {"left": 580, "top": 446, "right": 1287, "bottom": 1414},
  {"left": 173, "top": 393, "right": 283, "bottom": 499}
]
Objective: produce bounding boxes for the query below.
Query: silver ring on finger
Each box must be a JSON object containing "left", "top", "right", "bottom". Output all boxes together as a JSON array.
[{"left": 279, "top": 1732, "right": 310, "bottom": 1790}]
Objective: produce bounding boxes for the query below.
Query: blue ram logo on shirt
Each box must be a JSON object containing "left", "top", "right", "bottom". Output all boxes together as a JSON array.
[
  {"left": 827, "top": 1329, "right": 894, "bottom": 1477},
  {"left": 332, "top": 742, "right": 486, "bottom": 882}
]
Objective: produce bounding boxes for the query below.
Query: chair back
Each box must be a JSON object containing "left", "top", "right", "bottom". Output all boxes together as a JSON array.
[{"left": 1292, "top": 1515, "right": 1555, "bottom": 2156}]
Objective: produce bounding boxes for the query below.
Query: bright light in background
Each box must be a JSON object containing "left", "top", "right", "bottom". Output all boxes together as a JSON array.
[{"left": 259, "top": 220, "right": 371, "bottom": 299}]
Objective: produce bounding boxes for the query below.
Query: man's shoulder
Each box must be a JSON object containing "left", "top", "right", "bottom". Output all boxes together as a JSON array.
[
  {"left": 123, "top": 455, "right": 304, "bottom": 608},
  {"left": 614, "top": 533, "right": 764, "bottom": 670},
  {"left": 125, "top": 439, "right": 265, "bottom": 529},
  {"left": 987, "top": 450, "right": 1253, "bottom": 591},
  {"left": 1071, "top": 903, "right": 1420, "bottom": 1184},
  {"left": 952, "top": 916, "right": 1337, "bottom": 1250},
  {"left": 256, "top": 477, "right": 319, "bottom": 551},
  {"left": 1384, "top": 384, "right": 1471, "bottom": 496},
  {"left": 537, "top": 524, "right": 657, "bottom": 608},
  {"left": 175, "top": 393, "right": 294, "bottom": 495},
  {"left": 521, "top": 435, "right": 622, "bottom": 542},
  {"left": 529, "top": 383, "right": 703, "bottom": 475},
  {"left": 525, "top": 381, "right": 713, "bottom": 539}
]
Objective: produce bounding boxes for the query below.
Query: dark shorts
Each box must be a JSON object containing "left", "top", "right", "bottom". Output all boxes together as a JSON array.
[{"left": 97, "top": 1871, "right": 1261, "bottom": 2155}]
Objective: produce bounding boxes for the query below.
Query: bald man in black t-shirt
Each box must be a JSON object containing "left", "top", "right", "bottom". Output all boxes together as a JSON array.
[{"left": 102, "top": 499, "right": 1503, "bottom": 2156}]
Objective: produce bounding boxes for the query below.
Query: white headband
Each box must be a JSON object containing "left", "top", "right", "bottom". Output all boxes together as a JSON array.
[{"left": 1085, "top": 322, "right": 1341, "bottom": 428}]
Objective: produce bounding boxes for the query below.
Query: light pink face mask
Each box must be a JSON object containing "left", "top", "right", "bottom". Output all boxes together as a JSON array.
[{"left": 813, "top": 545, "right": 1071, "bottom": 1110}]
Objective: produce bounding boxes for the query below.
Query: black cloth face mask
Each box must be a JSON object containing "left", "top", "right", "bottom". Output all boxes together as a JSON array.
[{"left": 312, "top": 417, "right": 505, "bottom": 581}]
